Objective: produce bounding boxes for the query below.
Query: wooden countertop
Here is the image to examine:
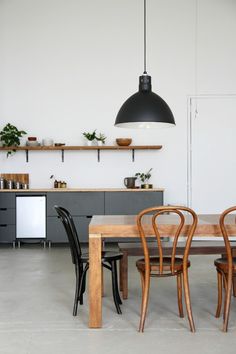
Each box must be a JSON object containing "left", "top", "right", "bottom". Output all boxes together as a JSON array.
[{"left": 0, "top": 188, "right": 164, "bottom": 192}]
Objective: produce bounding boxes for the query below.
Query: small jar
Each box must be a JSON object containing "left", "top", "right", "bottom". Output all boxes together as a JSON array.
[
  {"left": 15, "top": 181, "right": 22, "bottom": 189},
  {"left": 7, "top": 180, "right": 14, "bottom": 189},
  {"left": 0, "top": 177, "right": 5, "bottom": 189}
]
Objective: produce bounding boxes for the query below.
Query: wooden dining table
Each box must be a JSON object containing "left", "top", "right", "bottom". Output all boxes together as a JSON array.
[{"left": 88, "top": 214, "right": 236, "bottom": 328}]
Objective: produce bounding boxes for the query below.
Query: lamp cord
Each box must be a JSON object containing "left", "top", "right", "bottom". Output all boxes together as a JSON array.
[{"left": 143, "top": 0, "right": 147, "bottom": 74}]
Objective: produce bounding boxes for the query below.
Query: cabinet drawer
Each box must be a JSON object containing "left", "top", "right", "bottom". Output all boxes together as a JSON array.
[
  {"left": 0, "top": 224, "right": 15, "bottom": 242},
  {"left": 0, "top": 193, "right": 15, "bottom": 208},
  {"left": 0, "top": 208, "right": 15, "bottom": 224},
  {"left": 47, "top": 192, "right": 104, "bottom": 216},
  {"left": 105, "top": 191, "right": 163, "bottom": 215},
  {"left": 47, "top": 216, "right": 91, "bottom": 243}
]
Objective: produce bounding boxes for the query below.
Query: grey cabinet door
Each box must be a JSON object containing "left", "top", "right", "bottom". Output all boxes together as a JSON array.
[
  {"left": 0, "top": 193, "right": 15, "bottom": 243},
  {"left": 105, "top": 191, "right": 163, "bottom": 215},
  {"left": 47, "top": 192, "right": 105, "bottom": 216},
  {"left": 0, "top": 224, "right": 15, "bottom": 242},
  {"left": 0, "top": 193, "right": 15, "bottom": 208},
  {"left": 47, "top": 216, "right": 92, "bottom": 243},
  {"left": 0, "top": 208, "right": 15, "bottom": 224}
]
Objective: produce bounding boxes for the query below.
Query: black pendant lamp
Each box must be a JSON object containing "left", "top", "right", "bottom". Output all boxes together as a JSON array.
[{"left": 115, "top": 0, "right": 175, "bottom": 129}]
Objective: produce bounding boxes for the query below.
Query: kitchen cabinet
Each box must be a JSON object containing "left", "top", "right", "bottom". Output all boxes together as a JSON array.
[
  {"left": 46, "top": 190, "right": 163, "bottom": 244},
  {"left": 105, "top": 191, "right": 163, "bottom": 215},
  {"left": 47, "top": 216, "right": 92, "bottom": 243},
  {"left": 0, "top": 193, "right": 16, "bottom": 244},
  {"left": 46, "top": 192, "right": 104, "bottom": 243},
  {"left": 0, "top": 189, "right": 164, "bottom": 244}
]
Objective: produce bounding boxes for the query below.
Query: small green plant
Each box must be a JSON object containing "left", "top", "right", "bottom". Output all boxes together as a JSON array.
[
  {"left": 135, "top": 168, "right": 153, "bottom": 184},
  {"left": 96, "top": 133, "right": 106, "bottom": 144},
  {"left": 0, "top": 123, "right": 27, "bottom": 157},
  {"left": 83, "top": 130, "right": 97, "bottom": 141}
]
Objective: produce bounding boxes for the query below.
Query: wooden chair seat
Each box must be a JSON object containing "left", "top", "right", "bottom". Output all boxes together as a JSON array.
[
  {"left": 214, "top": 257, "right": 236, "bottom": 272},
  {"left": 136, "top": 256, "right": 191, "bottom": 274}
]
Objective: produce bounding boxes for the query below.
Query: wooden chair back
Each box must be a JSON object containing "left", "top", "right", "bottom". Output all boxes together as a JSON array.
[
  {"left": 219, "top": 206, "right": 236, "bottom": 271},
  {"left": 137, "top": 206, "right": 198, "bottom": 275}
]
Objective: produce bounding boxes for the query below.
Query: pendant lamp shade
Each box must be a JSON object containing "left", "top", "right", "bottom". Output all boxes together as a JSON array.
[
  {"left": 115, "top": 75, "right": 175, "bottom": 129},
  {"left": 114, "top": 0, "right": 175, "bottom": 129}
]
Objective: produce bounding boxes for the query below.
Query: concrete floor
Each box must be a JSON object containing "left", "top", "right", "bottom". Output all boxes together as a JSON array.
[{"left": 0, "top": 245, "right": 236, "bottom": 354}]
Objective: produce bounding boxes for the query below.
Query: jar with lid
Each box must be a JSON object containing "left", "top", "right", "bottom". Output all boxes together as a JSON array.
[{"left": 0, "top": 177, "right": 5, "bottom": 189}]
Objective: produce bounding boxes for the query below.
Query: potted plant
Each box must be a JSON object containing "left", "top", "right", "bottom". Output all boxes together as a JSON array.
[
  {"left": 135, "top": 168, "right": 153, "bottom": 189},
  {"left": 0, "top": 123, "right": 27, "bottom": 157},
  {"left": 96, "top": 133, "right": 106, "bottom": 146},
  {"left": 82, "top": 130, "right": 97, "bottom": 146}
]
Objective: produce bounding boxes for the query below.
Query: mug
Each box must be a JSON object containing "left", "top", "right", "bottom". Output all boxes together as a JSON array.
[{"left": 124, "top": 177, "right": 136, "bottom": 189}]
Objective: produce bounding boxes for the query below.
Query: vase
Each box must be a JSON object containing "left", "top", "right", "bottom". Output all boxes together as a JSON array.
[
  {"left": 97, "top": 141, "right": 104, "bottom": 146},
  {"left": 86, "top": 140, "right": 93, "bottom": 146}
]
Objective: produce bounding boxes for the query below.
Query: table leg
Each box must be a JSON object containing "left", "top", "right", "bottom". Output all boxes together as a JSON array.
[
  {"left": 120, "top": 251, "right": 128, "bottom": 299},
  {"left": 232, "top": 248, "right": 236, "bottom": 297},
  {"left": 89, "top": 233, "right": 102, "bottom": 328}
]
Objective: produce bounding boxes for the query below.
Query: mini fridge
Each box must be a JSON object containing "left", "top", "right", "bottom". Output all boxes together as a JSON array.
[{"left": 16, "top": 195, "right": 46, "bottom": 239}]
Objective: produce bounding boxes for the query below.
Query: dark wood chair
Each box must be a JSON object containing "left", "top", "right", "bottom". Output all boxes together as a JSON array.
[
  {"left": 54, "top": 206, "right": 123, "bottom": 315},
  {"left": 214, "top": 206, "right": 236, "bottom": 332},
  {"left": 135, "top": 206, "right": 197, "bottom": 332}
]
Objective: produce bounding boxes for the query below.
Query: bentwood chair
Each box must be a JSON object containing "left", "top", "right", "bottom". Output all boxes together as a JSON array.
[
  {"left": 136, "top": 206, "right": 198, "bottom": 332},
  {"left": 214, "top": 206, "right": 236, "bottom": 332},
  {"left": 54, "top": 206, "right": 123, "bottom": 315}
]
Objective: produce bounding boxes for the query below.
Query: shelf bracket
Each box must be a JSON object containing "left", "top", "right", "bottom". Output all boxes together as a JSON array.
[
  {"left": 61, "top": 149, "right": 64, "bottom": 162},
  {"left": 132, "top": 149, "right": 135, "bottom": 162},
  {"left": 97, "top": 149, "right": 100, "bottom": 162},
  {"left": 26, "top": 150, "right": 29, "bottom": 163}
]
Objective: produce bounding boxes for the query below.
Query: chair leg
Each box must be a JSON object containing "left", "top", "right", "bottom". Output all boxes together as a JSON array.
[
  {"left": 215, "top": 270, "right": 223, "bottom": 318},
  {"left": 120, "top": 251, "right": 128, "bottom": 300},
  {"left": 183, "top": 268, "right": 195, "bottom": 332},
  {"left": 233, "top": 275, "right": 236, "bottom": 297},
  {"left": 114, "top": 261, "right": 122, "bottom": 305},
  {"left": 110, "top": 261, "right": 122, "bottom": 314},
  {"left": 119, "top": 259, "right": 123, "bottom": 292},
  {"left": 73, "top": 264, "right": 89, "bottom": 316},
  {"left": 73, "top": 264, "right": 81, "bottom": 316},
  {"left": 177, "top": 273, "right": 184, "bottom": 318},
  {"left": 113, "top": 261, "right": 122, "bottom": 305},
  {"left": 223, "top": 270, "right": 232, "bottom": 332},
  {"left": 138, "top": 270, "right": 150, "bottom": 332}
]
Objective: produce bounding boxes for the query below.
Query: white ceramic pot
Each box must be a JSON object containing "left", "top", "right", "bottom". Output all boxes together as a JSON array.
[
  {"left": 42, "top": 138, "right": 54, "bottom": 146},
  {"left": 97, "top": 141, "right": 104, "bottom": 146}
]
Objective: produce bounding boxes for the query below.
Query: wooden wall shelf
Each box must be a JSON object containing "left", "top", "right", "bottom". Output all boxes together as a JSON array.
[{"left": 0, "top": 145, "right": 162, "bottom": 162}]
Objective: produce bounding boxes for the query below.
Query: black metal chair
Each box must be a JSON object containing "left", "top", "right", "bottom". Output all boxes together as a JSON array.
[{"left": 54, "top": 206, "right": 123, "bottom": 315}]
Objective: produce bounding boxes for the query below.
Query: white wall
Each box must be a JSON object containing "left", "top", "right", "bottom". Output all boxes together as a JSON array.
[{"left": 0, "top": 0, "right": 236, "bottom": 208}]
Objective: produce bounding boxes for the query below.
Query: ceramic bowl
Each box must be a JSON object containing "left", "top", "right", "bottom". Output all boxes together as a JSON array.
[
  {"left": 26, "top": 141, "right": 40, "bottom": 147},
  {"left": 116, "top": 138, "right": 132, "bottom": 146}
]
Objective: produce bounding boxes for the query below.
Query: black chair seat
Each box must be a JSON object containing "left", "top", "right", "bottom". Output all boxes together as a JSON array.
[{"left": 81, "top": 251, "right": 123, "bottom": 263}]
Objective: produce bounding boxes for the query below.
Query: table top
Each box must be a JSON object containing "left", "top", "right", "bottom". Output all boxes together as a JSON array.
[{"left": 89, "top": 214, "right": 236, "bottom": 238}]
